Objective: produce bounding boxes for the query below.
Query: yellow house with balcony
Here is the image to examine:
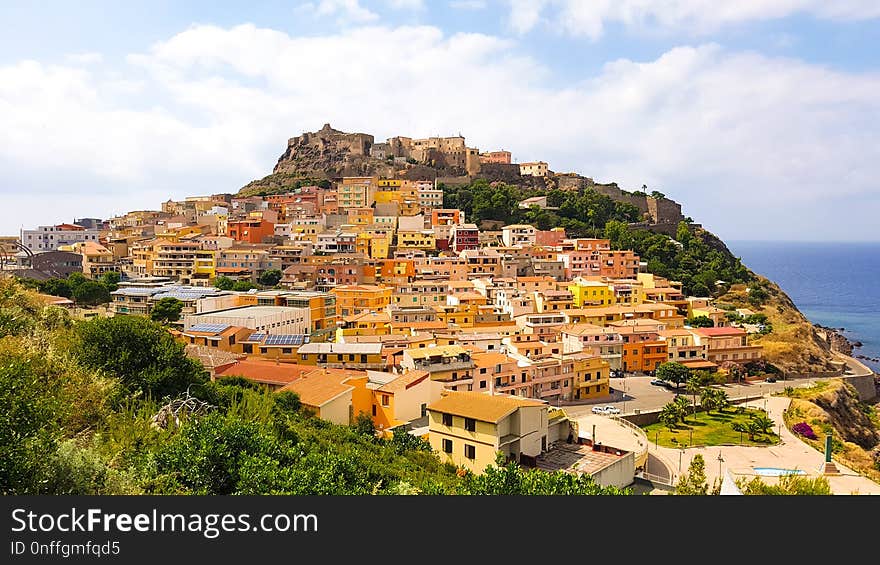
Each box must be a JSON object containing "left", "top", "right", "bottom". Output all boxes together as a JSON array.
[
  {"left": 427, "top": 391, "right": 550, "bottom": 473},
  {"left": 567, "top": 279, "right": 615, "bottom": 307}
]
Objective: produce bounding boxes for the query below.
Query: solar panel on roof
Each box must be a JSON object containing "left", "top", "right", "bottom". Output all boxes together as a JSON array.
[
  {"left": 246, "top": 333, "right": 266, "bottom": 342},
  {"left": 189, "top": 323, "right": 230, "bottom": 333}
]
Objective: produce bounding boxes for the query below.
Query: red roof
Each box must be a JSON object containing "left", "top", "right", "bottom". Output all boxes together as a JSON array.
[{"left": 693, "top": 327, "right": 746, "bottom": 337}]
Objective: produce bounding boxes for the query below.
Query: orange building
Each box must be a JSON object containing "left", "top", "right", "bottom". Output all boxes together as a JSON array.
[
  {"left": 598, "top": 250, "right": 640, "bottom": 279},
  {"left": 228, "top": 218, "right": 275, "bottom": 244},
  {"left": 621, "top": 340, "right": 668, "bottom": 374}
]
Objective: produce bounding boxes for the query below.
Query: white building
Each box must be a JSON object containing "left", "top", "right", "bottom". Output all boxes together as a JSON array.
[
  {"left": 21, "top": 224, "right": 101, "bottom": 253},
  {"left": 519, "top": 162, "right": 549, "bottom": 177},
  {"left": 501, "top": 224, "right": 537, "bottom": 248},
  {"left": 183, "top": 305, "right": 311, "bottom": 334}
]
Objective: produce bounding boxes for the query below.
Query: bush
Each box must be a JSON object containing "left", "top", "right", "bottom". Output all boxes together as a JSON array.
[{"left": 792, "top": 422, "right": 817, "bottom": 440}]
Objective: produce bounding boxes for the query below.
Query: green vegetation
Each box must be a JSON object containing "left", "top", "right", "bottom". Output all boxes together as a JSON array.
[
  {"left": 645, "top": 404, "right": 779, "bottom": 448},
  {"left": 687, "top": 315, "right": 714, "bottom": 328},
  {"left": 150, "top": 297, "right": 184, "bottom": 324},
  {"left": 736, "top": 474, "right": 831, "bottom": 495},
  {"left": 441, "top": 181, "right": 641, "bottom": 233},
  {"left": 238, "top": 174, "right": 331, "bottom": 197},
  {"left": 18, "top": 271, "right": 118, "bottom": 306},
  {"left": 655, "top": 361, "right": 690, "bottom": 389},
  {"left": 0, "top": 278, "right": 629, "bottom": 496},
  {"left": 605, "top": 220, "right": 752, "bottom": 296},
  {"left": 213, "top": 276, "right": 234, "bottom": 290},
  {"left": 258, "top": 269, "right": 283, "bottom": 287},
  {"left": 674, "top": 454, "right": 717, "bottom": 495}
]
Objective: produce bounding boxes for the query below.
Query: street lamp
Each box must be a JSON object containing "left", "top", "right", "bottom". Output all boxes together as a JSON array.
[
  {"left": 655, "top": 430, "right": 659, "bottom": 450},
  {"left": 689, "top": 427, "right": 693, "bottom": 447},
  {"left": 622, "top": 376, "right": 627, "bottom": 414},
  {"left": 717, "top": 451, "right": 724, "bottom": 481},
  {"left": 679, "top": 447, "right": 684, "bottom": 474}
]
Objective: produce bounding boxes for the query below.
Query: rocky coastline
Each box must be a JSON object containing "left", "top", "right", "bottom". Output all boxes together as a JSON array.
[{"left": 814, "top": 324, "right": 879, "bottom": 365}]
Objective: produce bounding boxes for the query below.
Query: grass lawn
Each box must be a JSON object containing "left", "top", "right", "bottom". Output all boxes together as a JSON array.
[{"left": 643, "top": 407, "right": 781, "bottom": 448}]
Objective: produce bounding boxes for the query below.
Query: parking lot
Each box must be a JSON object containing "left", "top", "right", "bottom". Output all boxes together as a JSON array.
[{"left": 562, "top": 374, "right": 817, "bottom": 419}]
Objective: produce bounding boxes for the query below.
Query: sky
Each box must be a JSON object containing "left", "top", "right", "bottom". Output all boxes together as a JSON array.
[{"left": 1, "top": 0, "right": 879, "bottom": 242}]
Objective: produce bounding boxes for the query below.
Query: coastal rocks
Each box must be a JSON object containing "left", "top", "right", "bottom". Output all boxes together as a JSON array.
[
  {"left": 811, "top": 382, "right": 880, "bottom": 450},
  {"left": 814, "top": 324, "right": 854, "bottom": 356}
]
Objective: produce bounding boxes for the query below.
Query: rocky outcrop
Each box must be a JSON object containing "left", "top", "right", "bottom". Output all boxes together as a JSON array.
[
  {"left": 273, "top": 123, "right": 394, "bottom": 178},
  {"left": 812, "top": 382, "right": 880, "bottom": 449}
]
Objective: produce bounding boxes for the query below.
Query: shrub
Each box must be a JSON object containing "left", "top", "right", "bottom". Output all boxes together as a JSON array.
[{"left": 792, "top": 422, "right": 817, "bottom": 440}]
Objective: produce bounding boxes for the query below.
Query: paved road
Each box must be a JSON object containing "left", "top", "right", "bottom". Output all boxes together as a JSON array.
[{"left": 561, "top": 374, "right": 814, "bottom": 419}]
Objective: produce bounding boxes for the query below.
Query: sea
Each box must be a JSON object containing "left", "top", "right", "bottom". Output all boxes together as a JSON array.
[{"left": 728, "top": 241, "right": 880, "bottom": 373}]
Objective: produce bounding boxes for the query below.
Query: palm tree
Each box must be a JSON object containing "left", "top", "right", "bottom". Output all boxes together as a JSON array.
[
  {"left": 673, "top": 395, "right": 691, "bottom": 423},
  {"left": 659, "top": 403, "right": 679, "bottom": 430},
  {"left": 685, "top": 376, "right": 703, "bottom": 418},
  {"left": 714, "top": 389, "right": 730, "bottom": 412},
  {"left": 751, "top": 413, "right": 774, "bottom": 436},
  {"left": 700, "top": 388, "right": 718, "bottom": 414}
]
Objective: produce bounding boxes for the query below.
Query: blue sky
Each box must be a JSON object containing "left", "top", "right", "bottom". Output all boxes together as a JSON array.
[{"left": 2, "top": 0, "right": 879, "bottom": 241}]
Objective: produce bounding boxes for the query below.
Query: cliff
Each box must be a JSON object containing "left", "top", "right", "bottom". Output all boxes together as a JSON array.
[
  {"left": 716, "top": 276, "right": 842, "bottom": 376},
  {"left": 272, "top": 123, "right": 396, "bottom": 179},
  {"left": 783, "top": 379, "right": 880, "bottom": 484}
]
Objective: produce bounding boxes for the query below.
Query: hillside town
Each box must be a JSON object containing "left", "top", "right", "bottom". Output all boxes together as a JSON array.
[{"left": 2, "top": 143, "right": 776, "bottom": 483}]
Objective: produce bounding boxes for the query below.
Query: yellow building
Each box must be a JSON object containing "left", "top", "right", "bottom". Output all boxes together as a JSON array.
[
  {"left": 296, "top": 342, "right": 385, "bottom": 370},
  {"left": 331, "top": 284, "right": 393, "bottom": 317},
  {"left": 396, "top": 230, "right": 435, "bottom": 251},
  {"left": 568, "top": 353, "right": 611, "bottom": 400},
  {"left": 279, "top": 369, "right": 356, "bottom": 425},
  {"left": 339, "top": 176, "right": 377, "bottom": 210},
  {"left": 567, "top": 279, "right": 615, "bottom": 307},
  {"left": 356, "top": 232, "right": 390, "bottom": 260},
  {"left": 401, "top": 345, "right": 475, "bottom": 397},
  {"left": 427, "top": 391, "right": 550, "bottom": 473},
  {"left": 336, "top": 311, "right": 391, "bottom": 339},
  {"left": 349, "top": 369, "right": 432, "bottom": 432}
]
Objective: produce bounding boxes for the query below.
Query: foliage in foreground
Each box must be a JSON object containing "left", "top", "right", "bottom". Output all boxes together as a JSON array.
[{"left": 0, "top": 279, "right": 630, "bottom": 496}]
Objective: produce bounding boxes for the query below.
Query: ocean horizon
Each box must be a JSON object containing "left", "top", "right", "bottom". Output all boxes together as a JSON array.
[{"left": 728, "top": 240, "right": 880, "bottom": 373}]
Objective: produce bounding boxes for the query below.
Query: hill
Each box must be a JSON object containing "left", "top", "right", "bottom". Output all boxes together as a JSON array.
[{"left": 781, "top": 379, "right": 880, "bottom": 483}]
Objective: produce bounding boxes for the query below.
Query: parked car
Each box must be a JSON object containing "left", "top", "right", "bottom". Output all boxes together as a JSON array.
[
  {"left": 650, "top": 378, "right": 670, "bottom": 387},
  {"left": 765, "top": 376, "right": 777, "bottom": 383},
  {"left": 591, "top": 406, "right": 607, "bottom": 414},
  {"left": 602, "top": 405, "right": 621, "bottom": 415}
]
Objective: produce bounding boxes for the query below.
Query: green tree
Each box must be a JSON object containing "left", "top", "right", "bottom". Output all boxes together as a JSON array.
[
  {"left": 100, "top": 271, "right": 121, "bottom": 291},
  {"left": 387, "top": 425, "right": 431, "bottom": 454},
  {"left": 213, "top": 276, "right": 234, "bottom": 290},
  {"left": 0, "top": 347, "right": 63, "bottom": 494},
  {"left": 685, "top": 376, "right": 703, "bottom": 417},
  {"left": 352, "top": 412, "right": 377, "bottom": 438},
  {"left": 688, "top": 316, "right": 714, "bottom": 328},
  {"left": 656, "top": 361, "right": 690, "bottom": 390},
  {"left": 232, "top": 280, "right": 258, "bottom": 292},
  {"left": 700, "top": 387, "right": 719, "bottom": 414},
  {"left": 659, "top": 403, "right": 680, "bottom": 430},
  {"left": 258, "top": 269, "right": 283, "bottom": 287},
  {"left": 675, "top": 453, "right": 709, "bottom": 495},
  {"left": 751, "top": 413, "right": 775, "bottom": 437},
  {"left": 72, "top": 280, "right": 111, "bottom": 307},
  {"left": 150, "top": 297, "right": 184, "bottom": 324},
  {"left": 71, "top": 315, "right": 207, "bottom": 400},
  {"left": 67, "top": 272, "right": 88, "bottom": 292},
  {"left": 673, "top": 395, "right": 692, "bottom": 423},
  {"left": 675, "top": 221, "right": 692, "bottom": 246},
  {"left": 39, "top": 278, "right": 73, "bottom": 298}
]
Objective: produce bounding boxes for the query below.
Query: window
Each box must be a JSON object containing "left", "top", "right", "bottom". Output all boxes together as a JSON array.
[
  {"left": 282, "top": 348, "right": 292, "bottom": 354},
  {"left": 442, "top": 439, "right": 453, "bottom": 454},
  {"left": 372, "top": 405, "right": 377, "bottom": 416},
  {"left": 442, "top": 413, "right": 453, "bottom": 426},
  {"left": 464, "top": 444, "right": 476, "bottom": 459},
  {"left": 381, "top": 394, "right": 390, "bottom": 407},
  {"left": 464, "top": 418, "right": 476, "bottom": 432}
]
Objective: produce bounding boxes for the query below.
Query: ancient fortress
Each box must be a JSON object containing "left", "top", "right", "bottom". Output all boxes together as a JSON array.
[{"left": 272, "top": 124, "right": 685, "bottom": 228}]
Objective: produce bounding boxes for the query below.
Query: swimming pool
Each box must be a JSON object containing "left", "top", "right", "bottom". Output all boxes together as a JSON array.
[{"left": 752, "top": 467, "right": 807, "bottom": 477}]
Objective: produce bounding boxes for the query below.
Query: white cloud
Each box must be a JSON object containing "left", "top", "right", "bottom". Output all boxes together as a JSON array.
[
  {"left": 2, "top": 24, "right": 879, "bottom": 241},
  {"left": 64, "top": 52, "right": 104, "bottom": 65},
  {"left": 298, "top": 0, "right": 379, "bottom": 24},
  {"left": 386, "top": 0, "right": 425, "bottom": 10},
  {"left": 508, "top": 0, "right": 880, "bottom": 39},
  {"left": 449, "top": 0, "right": 487, "bottom": 9},
  {"left": 507, "top": 0, "right": 548, "bottom": 34}
]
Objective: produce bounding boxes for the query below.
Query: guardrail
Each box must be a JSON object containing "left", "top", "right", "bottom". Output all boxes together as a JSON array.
[{"left": 608, "top": 414, "right": 649, "bottom": 467}]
